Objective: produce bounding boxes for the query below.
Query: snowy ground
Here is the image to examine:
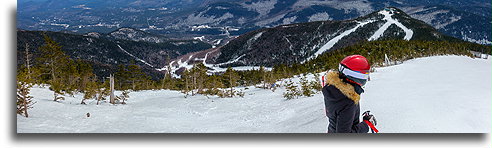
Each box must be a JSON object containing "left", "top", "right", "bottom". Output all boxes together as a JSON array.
[
  {"left": 362, "top": 55, "right": 491, "bottom": 133},
  {"left": 17, "top": 55, "right": 491, "bottom": 133}
]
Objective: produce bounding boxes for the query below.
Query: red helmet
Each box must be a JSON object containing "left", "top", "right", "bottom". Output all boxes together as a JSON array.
[{"left": 339, "top": 55, "right": 370, "bottom": 86}]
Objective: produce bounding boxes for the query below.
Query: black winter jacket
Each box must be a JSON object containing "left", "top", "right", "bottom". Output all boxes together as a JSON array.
[{"left": 322, "top": 71, "right": 369, "bottom": 133}]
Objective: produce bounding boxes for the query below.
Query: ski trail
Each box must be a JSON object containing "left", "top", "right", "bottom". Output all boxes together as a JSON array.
[
  {"left": 215, "top": 54, "right": 246, "bottom": 66},
  {"left": 305, "top": 20, "right": 374, "bottom": 62},
  {"left": 158, "top": 50, "right": 271, "bottom": 77},
  {"left": 202, "top": 52, "right": 209, "bottom": 66},
  {"left": 156, "top": 51, "right": 196, "bottom": 78},
  {"left": 201, "top": 52, "right": 227, "bottom": 73},
  {"left": 368, "top": 9, "right": 413, "bottom": 41},
  {"left": 117, "top": 44, "right": 154, "bottom": 67}
]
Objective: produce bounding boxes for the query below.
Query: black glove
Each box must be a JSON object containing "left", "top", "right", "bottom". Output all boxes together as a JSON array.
[{"left": 362, "top": 111, "right": 377, "bottom": 126}]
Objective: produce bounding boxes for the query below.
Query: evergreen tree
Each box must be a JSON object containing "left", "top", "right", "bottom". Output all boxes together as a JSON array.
[
  {"left": 16, "top": 70, "right": 35, "bottom": 118},
  {"left": 115, "top": 64, "right": 130, "bottom": 90},
  {"left": 161, "top": 74, "right": 175, "bottom": 90},
  {"left": 50, "top": 78, "right": 66, "bottom": 101},
  {"left": 36, "top": 34, "right": 71, "bottom": 101},
  {"left": 310, "top": 73, "right": 322, "bottom": 91},
  {"left": 223, "top": 67, "right": 239, "bottom": 97},
  {"left": 190, "top": 63, "right": 208, "bottom": 94},
  {"left": 127, "top": 61, "right": 146, "bottom": 90},
  {"left": 81, "top": 76, "right": 98, "bottom": 105},
  {"left": 63, "top": 59, "right": 79, "bottom": 93},
  {"left": 202, "top": 74, "right": 225, "bottom": 96},
  {"left": 76, "top": 60, "right": 95, "bottom": 92},
  {"left": 299, "top": 74, "right": 315, "bottom": 97},
  {"left": 283, "top": 79, "right": 301, "bottom": 100},
  {"left": 181, "top": 69, "right": 191, "bottom": 97},
  {"left": 114, "top": 61, "right": 150, "bottom": 91}
]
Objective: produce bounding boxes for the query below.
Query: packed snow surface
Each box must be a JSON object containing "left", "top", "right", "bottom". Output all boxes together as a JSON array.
[
  {"left": 17, "top": 56, "right": 491, "bottom": 133},
  {"left": 362, "top": 55, "right": 490, "bottom": 133}
]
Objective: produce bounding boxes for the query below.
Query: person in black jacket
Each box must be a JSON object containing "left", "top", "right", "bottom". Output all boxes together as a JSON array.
[{"left": 321, "top": 55, "right": 377, "bottom": 133}]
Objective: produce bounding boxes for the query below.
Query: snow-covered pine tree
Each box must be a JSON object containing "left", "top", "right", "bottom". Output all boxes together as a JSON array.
[
  {"left": 17, "top": 45, "right": 36, "bottom": 117},
  {"left": 116, "top": 90, "right": 130, "bottom": 104},
  {"left": 310, "top": 73, "right": 322, "bottom": 92},
  {"left": 17, "top": 81, "right": 35, "bottom": 117},
  {"left": 17, "top": 69, "right": 35, "bottom": 118},
  {"left": 283, "top": 79, "right": 300, "bottom": 100},
  {"left": 96, "top": 81, "right": 110, "bottom": 105},
  {"left": 235, "top": 89, "right": 245, "bottom": 98},
  {"left": 300, "top": 74, "right": 315, "bottom": 97}
]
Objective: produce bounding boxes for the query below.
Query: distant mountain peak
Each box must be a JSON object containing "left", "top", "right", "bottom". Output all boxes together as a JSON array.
[{"left": 164, "top": 7, "right": 461, "bottom": 76}]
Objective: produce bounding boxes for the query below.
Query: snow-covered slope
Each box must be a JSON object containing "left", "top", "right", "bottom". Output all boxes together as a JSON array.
[
  {"left": 362, "top": 56, "right": 491, "bottom": 133},
  {"left": 17, "top": 56, "right": 491, "bottom": 133},
  {"left": 306, "top": 20, "right": 374, "bottom": 62},
  {"left": 368, "top": 9, "right": 413, "bottom": 41},
  {"left": 308, "top": 8, "right": 414, "bottom": 62}
]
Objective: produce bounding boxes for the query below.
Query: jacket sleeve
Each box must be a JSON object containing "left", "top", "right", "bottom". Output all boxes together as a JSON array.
[{"left": 335, "top": 104, "right": 370, "bottom": 133}]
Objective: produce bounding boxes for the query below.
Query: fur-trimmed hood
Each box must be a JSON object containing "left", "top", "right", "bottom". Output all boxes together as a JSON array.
[{"left": 324, "top": 70, "right": 360, "bottom": 104}]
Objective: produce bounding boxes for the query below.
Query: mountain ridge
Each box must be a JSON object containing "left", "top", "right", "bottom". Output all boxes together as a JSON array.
[
  {"left": 16, "top": 29, "right": 212, "bottom": 79},
  {"left": 18, "top": 0, "right": 491, "bottom": 45},
  {"left": 164, "top": 7, "right": 461, "bottom": 76}
]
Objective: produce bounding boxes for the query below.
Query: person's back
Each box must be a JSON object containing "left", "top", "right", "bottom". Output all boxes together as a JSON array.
[
  {"left": 321, "top": 55, "right": 377, "bottom": 133},
  {"left": 323, "top": 71, "right": 367, "bottom": 133}
]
